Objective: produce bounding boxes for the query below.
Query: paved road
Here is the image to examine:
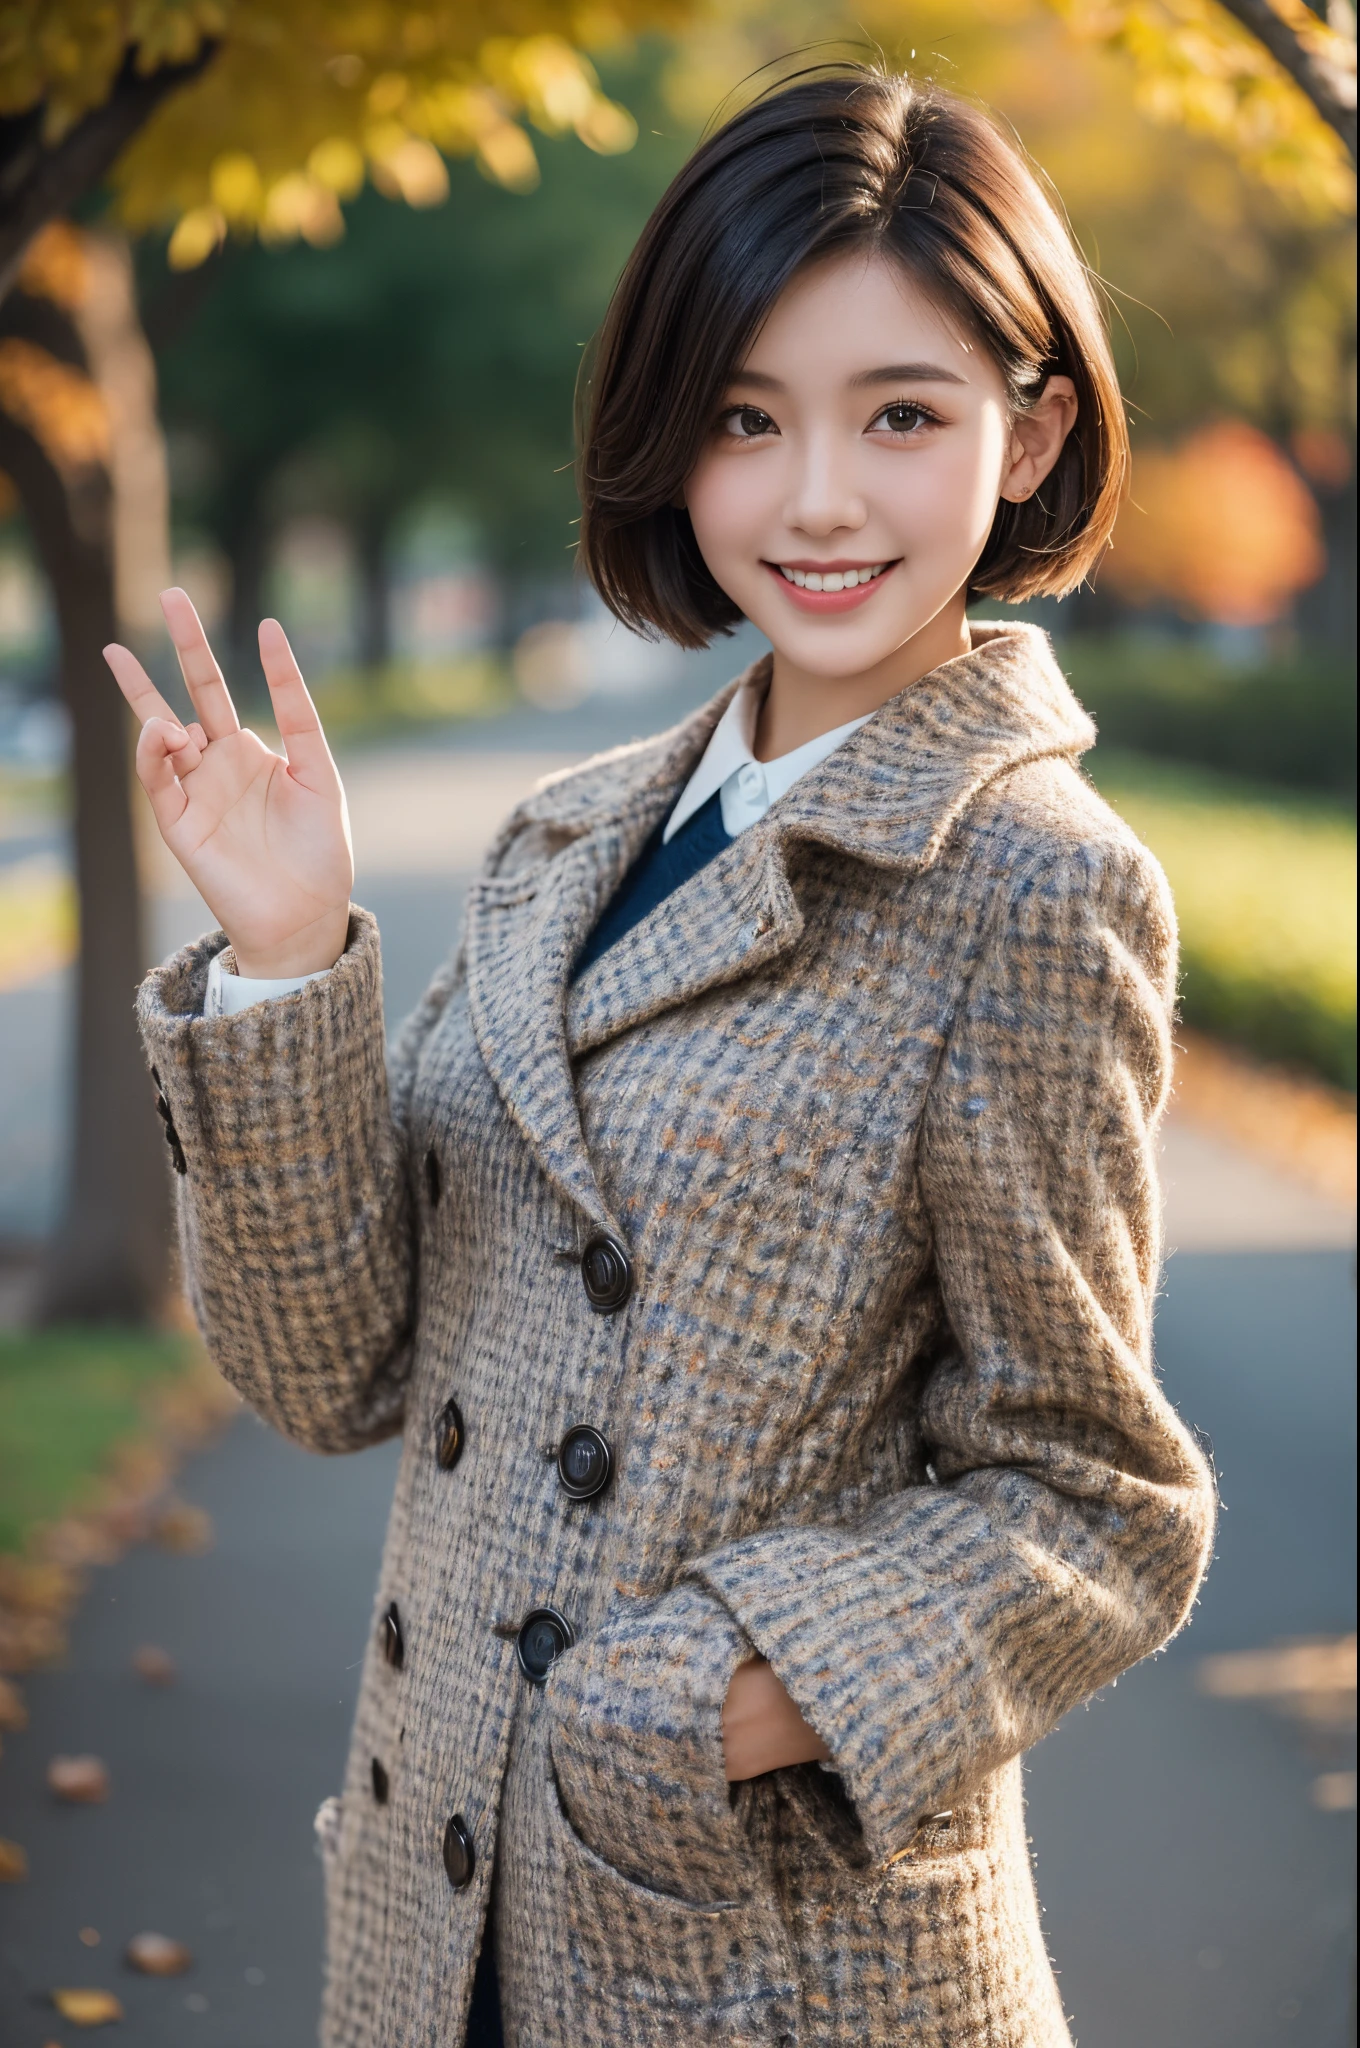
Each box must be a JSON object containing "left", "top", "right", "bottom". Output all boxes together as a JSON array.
[
  {"left": 1, "top": 1251, "right": 1352, "bottom": 2047},
  {"left": 1, "top": 663, "right": 1355, "bottom": 2044}
]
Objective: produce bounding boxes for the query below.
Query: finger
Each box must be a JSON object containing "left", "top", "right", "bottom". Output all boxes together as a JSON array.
[
  {"left": 258, "top": 618, "right": 335, "bottom": 785},
  {"left": 160, "top": 587, "right": 241, "bottom": 741},
  {"left": 135, "top": 718, "right": 194, "bottom": 836},
  {"left": 186, "top": 721, "right": 207, "bottom": 752},
  {"left": 164, "top": 722, "right": 205, "bottom": 776},
  {"left": 104, "top": 642, "right": 181, "bottom": 729}
]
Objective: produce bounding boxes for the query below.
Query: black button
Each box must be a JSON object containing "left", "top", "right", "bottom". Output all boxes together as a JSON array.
[
  {"left": 515, "top": 1606, "right": 574, "bottom": 1684},
  {"left": 556, "top": 1426, "right": 612, "bottom": 1502},
  {"left": 442, "top": 1813, "right": 475, "bottom": 1889},
  {"left": 580, "top": 1234, "right": 632, "bottom": 1313},
  {"left": 371, "top": 1757, "right": 389, "bottom": 1805},
  {"left": 425, "top": 1148, "right": 442, "bottom": 1207},
  {"left": 380, "top": 1600, "right": 405, "bottom": 1671},
  {"left": 154, "top": 1092, "right": 187, "bottom": 1176},
  {"left": 434, "top": 1398, "right": 465, "bottom": 1472}
]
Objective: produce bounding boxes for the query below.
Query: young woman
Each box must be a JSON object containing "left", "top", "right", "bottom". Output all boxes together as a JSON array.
[{"left": 108, "top": 65, "right": 1215, "bottom": 2048}]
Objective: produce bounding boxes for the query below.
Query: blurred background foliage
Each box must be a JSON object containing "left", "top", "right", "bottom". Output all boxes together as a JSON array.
[{"left": 0, "top": 0, "right": 1356, "bottom": 1287}]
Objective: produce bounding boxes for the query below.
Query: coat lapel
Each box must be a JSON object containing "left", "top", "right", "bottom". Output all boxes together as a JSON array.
[
  {"left": 463, "top": 679, "right": 741, "bottom": 1231},
  {"left": 466, "top": 623, "right": 1094, "bottom": 1224},
  {"left": 565, "top": 815, "right": 806, "bottom": 1060},
  {"left": 565, "top": 622, "right": 1094, "bottom": 1058}
]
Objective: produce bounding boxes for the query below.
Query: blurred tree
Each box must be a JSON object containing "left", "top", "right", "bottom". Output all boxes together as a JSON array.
[
  {"left": 146, "top": 64, "right": 690, "bottom": 674},
  {"left": 0, "top": 8, "right": 665, "bottom": 296},
  {"left": 1052, "top": 0, "right": 1355, "bottom": 186},
  {"left": 0, "top": 222, "right": 173, "bottom": 1320},
  {"left": 1102, "top": 420, "right": 1326, "bottom": 620},
  {"left": 0, "top": 6, "right": 681, "bottom": 1326}
]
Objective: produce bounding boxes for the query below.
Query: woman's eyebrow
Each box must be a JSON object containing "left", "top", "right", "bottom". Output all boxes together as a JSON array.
[
  {"left": 850, "top": 361, "right": 968, "bottom": 387},
  {"left": 727, "top": 361, "right": 969, "bottom": 393}
]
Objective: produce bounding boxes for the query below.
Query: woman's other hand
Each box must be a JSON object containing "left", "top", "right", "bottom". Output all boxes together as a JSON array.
[
  {"left": 105, "top": 589, "right": 354, "bottom": 978},
  {"left": 722, "top": 1655, "right": 830, "bottom": 1782}
]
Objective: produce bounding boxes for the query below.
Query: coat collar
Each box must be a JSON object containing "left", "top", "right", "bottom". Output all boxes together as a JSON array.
[{"left": 466, "top": 621, "right": 1093, "bottom": 1231}]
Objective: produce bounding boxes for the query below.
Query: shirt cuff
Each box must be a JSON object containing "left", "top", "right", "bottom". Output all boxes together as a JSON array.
[{"left": 205, "top": 949, "right": 333, "bottom": 1018}]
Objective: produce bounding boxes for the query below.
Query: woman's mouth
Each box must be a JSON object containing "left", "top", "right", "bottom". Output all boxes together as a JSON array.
[{"left": 765, "top": 559, "right": 898, "bottom": 613}]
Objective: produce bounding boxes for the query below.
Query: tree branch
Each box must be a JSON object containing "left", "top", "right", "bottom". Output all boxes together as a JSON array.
[
  {"left": 0, "top": 42, "right": 218, "bottom": 304},
  {"left": 1215, "top": 0, "right": 1358, "bottom": 159}
]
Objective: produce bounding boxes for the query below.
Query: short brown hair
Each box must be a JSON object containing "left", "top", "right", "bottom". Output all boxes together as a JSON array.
[{"left": 577, "top": 66, "right": 1128, "bottom": 648}]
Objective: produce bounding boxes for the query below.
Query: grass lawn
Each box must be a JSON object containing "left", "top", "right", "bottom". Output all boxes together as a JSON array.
[
  {"left": 1090, "top": 750, "right": 1357, "bottom": 1090},
  {"left": 0, "top": 1326, "right": 198, "bottom": 1557}
]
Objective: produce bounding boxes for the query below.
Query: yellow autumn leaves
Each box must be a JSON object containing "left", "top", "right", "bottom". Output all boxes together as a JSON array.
[
  {"left": 1, "top": 0, "right": 1352, "bottom": 275},
  {"left": 1, "top": 4, "right": 657, "bottom": 269},
  {"left": 1052, "top": 0, "right": 1355, "bottom": 217}
]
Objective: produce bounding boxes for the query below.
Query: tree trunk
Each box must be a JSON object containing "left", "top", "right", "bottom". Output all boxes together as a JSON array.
[
  {"left": 220, "top": 482, "right": 271, "bottom": 695},
  {"left": 0, "top": 46, "right": 217, "bottom": 304},
  {"left": 0, "top": 419, "right": 170, "bottom": 1321},
  {"left": 0, "top": 238, "right": 172, "bottom": 1322},
  {"left": 357, "top": 513, "right": 392, "bottom": 670},
  {"left": 47, "top": 510, "right": 169, "bottom": 1321}
]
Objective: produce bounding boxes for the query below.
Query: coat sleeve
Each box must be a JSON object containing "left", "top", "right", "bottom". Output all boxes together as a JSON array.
[
  {"left": 136, "top": 907, "right": 459, "bottom": 1454},
  {"left": 683, "top": 826, "right": 1217, "bottom": 1865}
]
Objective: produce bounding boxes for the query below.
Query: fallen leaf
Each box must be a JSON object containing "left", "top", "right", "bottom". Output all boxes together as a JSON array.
[
  {"left": 0, "top": 1675, "right": 27, "bottom": 1730},
  {"left": 97, "top": 1499, "right": 152, "bottom": 1548},
  {"left": 125, "top": 1930, "right": 193, "bottom": 1975},
  {"left": 131, "top": 1644, "right": 176, "bottom": 1686},
  {"left": 47, "top": 1755, "right": 110, "bottom": 1803},
  {"left": 0, "top": 1606, "right": 68, "bottom": 1671},
  {"left": 51, "top": 1987, "right": 124, "bottom": 2023},
  {"left": 0, "top": 1555, "right": 80, "bottom": 1615},
  {"left": 0, "top": 1837, "right": 27, "bottom": 1881},
  {"left": 152, "top": 1501, "right": 214, "bottom": 1555},
  {"left": 41, "top": 1518, "right": 122, "bottom": 1569}
]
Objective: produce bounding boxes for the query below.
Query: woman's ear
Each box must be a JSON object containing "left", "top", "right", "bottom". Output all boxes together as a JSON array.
[{"left": 999, "top": 375, "right": 1078, "bottom": 503}]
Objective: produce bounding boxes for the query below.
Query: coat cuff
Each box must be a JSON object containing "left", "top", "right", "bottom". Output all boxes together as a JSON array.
[
  {"left": 545, "top": 1580, "right": 757, "bottom": 1904},
  {"left": 691, "top": 1489, "right": 1003, "bottom": 1869},
  {"left": 136, "top": 909, "right": 384, "bottom": 1171}
]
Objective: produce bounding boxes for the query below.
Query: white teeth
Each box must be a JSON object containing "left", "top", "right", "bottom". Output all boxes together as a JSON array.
[{"left": 778, "top": 563, "right": 887, "bottom": 591}]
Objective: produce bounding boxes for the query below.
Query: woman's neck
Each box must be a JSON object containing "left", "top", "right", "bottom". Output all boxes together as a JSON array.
[{"left": 753, "top": 589, "right": 971, "bottom": 762}]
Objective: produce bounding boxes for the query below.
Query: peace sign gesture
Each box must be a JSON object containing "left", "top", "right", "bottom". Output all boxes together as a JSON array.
[{"left": 105, "top": 589, "right": 354, "bottom": 979}]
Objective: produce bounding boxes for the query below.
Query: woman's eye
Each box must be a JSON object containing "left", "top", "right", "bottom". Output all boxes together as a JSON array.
[
  {"left": 874, "top": 402, "right": 934, "bottom": 435},
  {"left": 723, "top": 405, "right": 776, "bottom": 439}
]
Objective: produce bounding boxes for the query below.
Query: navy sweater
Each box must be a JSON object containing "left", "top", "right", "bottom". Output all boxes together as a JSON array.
[{"left": 572, "top": 790, "right": 732, "bottom": 980}]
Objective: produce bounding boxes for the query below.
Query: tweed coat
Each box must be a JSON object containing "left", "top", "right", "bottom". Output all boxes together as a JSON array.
[{"left": 137, "top": 621, "right": 1215, "bottom": 2048}]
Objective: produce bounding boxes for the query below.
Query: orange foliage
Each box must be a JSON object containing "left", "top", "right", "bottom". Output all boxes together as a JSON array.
[
  {"left": 0, "top": 226, "right": 109, "bottom": 484},
  {"left": 0, "top": 338, "right": 109, "bottom": 474},
  {"left": 1104, "top": 421, "right": 1326, "bottom": 625},
  {"left": 15, "top": 220, "right": 88, "bottom": 311}
]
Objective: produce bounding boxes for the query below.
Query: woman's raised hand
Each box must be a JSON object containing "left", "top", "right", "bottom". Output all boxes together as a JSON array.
[{"left": 105, "top": 588, "right": 354, "bottom": 978}]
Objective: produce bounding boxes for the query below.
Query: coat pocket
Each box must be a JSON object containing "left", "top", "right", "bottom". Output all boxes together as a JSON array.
[
  {"left": 536, "top": 1755, "right": 797, "bottom": 2042},
  {"left": 548, "top": 1754, "right": 744, "bottom": 1916}
]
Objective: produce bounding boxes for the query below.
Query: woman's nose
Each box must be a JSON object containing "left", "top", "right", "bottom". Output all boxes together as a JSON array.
[{"left": 783, "top": 434, "right": 867, "bottom": 538}]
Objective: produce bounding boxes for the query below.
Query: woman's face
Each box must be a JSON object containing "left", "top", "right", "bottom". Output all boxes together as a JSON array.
[{"left": 683, "top": 250, "right": 1068, "bottom": 683}]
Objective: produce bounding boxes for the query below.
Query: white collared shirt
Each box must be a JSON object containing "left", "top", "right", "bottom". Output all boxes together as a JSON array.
[
  {"left": 663, "top": 674, "right": 870, "bottom": 844},
  {"left": 204, "top": 950, "right": 332, "bottom": 1017},
  {"left": 208, "top": 678, "right": 870, "bottom": 1012}
]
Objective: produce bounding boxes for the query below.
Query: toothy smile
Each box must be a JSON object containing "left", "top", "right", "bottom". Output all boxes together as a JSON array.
[{"left": 776, "top": 562, "right": 889, "bottom": 591}]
